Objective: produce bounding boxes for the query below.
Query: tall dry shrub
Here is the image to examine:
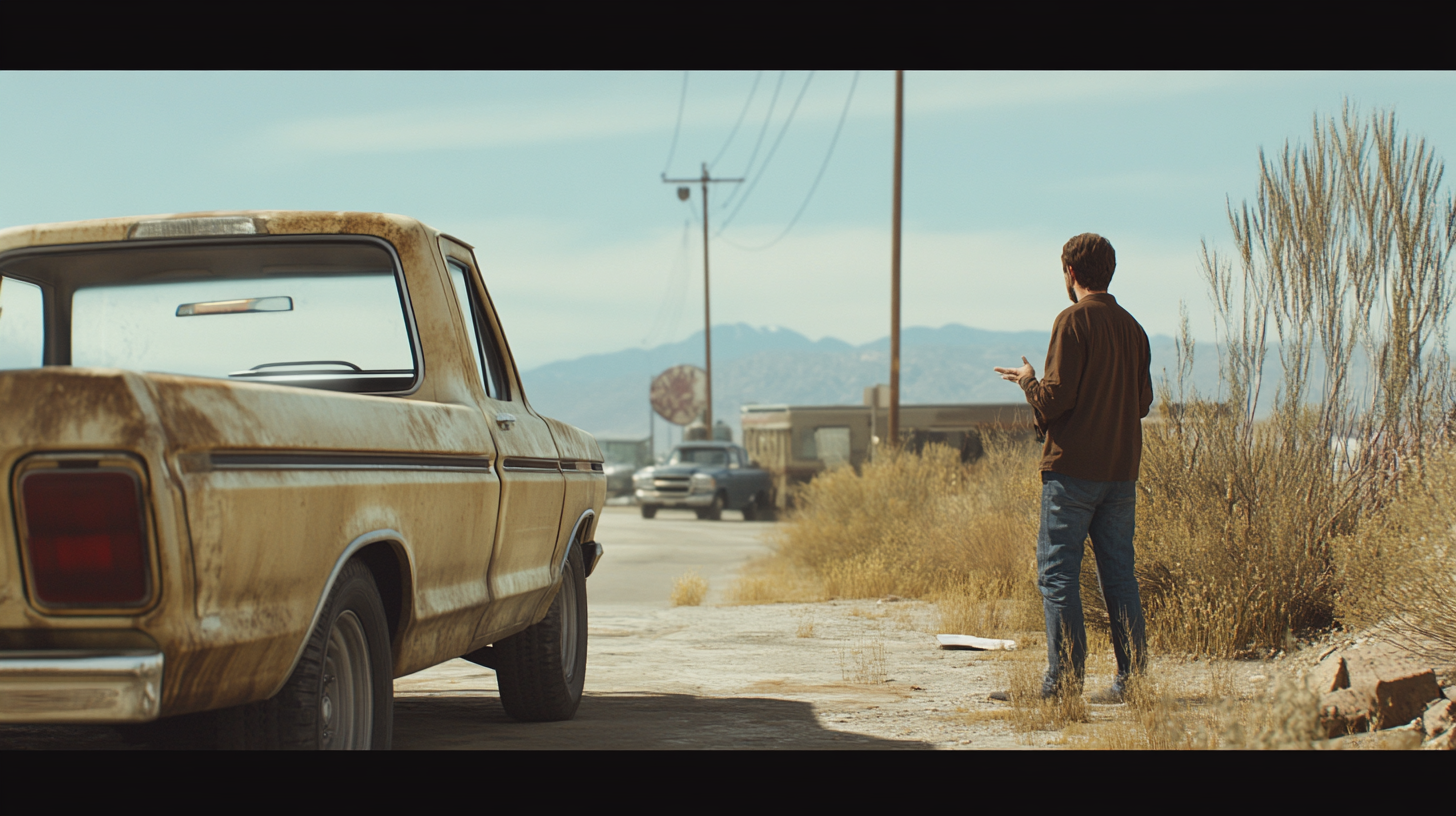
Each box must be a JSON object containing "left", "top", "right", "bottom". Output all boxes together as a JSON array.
[{"left": 1140, "top": 104, "right": 1456, "bottom": 655}]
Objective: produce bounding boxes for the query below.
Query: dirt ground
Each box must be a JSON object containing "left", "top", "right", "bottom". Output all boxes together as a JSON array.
[{"left": 393, "top": 599, "right": 1023, "bottom": 750}]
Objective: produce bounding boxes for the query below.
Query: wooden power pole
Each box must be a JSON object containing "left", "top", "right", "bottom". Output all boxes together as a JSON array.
[
  {"left": 663, "top": 163, "right": 743, "bottom": 433},
  {"left": 889, "top": 70, "right": 904, "bottom": 450}
]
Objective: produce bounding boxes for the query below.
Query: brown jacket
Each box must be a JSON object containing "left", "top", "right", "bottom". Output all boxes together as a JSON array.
[{"left": 1018, "top": 293, "right": 1153, "bottom": 481}]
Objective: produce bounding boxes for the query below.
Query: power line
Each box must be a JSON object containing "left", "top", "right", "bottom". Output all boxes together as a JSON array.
[
  {"left": 716, "top": 71, "right": 816, "bottom": 236},
  {"left": 709, "top": 71, "right": 763, "bottom": 172},
  {"left": 722, "top": 71, "right": 860, "bottom": 252},
  {"left": 661, "top": 71, "right": 689, "bottom": 176},
  {"left": 642, "top": 218, "right": 694, "bottom": 346},
  {"left": 718, "top": 71, "right": 785, "bottom": 211}
]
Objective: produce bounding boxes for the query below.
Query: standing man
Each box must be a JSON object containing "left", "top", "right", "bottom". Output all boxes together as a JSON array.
[{"left": 992, "top": 233, "right": 1153, "bottom": 703}]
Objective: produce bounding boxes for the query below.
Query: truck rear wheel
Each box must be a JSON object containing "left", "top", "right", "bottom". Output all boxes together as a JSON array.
[
  {"left": 128, "top": 558, "right": 394, "bottom": 750},
  {"left": 254, "top": 558, "right": 394, "bottom": 749},
  {"left": 493, "top": 545, "right": 588, "bottom": 721},
  {"left": 640, "top": 504, "right": 659, "bottom": 519}
]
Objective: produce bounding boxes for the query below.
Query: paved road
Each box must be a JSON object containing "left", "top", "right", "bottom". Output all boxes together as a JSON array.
[{"left": 585, "top": 504, "right": 775, "bottom": 605}]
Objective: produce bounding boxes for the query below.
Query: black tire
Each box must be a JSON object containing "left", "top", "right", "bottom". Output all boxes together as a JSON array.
[
  {"left": 493, "top": 544, "right": 588, "bottom": 721},
  {"left": 696, "top": 493, "right": 725, "bottom": 521},
  {"left": 640, "top": 504, "right": 659, "bottom": 519},
  {"left": 224, "top": 559, "right": 393, "bottom": 749},
  {"left": 130, "top": 559, "right": 395, "bottom": 750},
  {"left": 741, "top": 494, "right": 759, "bottom": 521}
]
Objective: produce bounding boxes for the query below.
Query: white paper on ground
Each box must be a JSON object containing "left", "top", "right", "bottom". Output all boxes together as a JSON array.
[{"left": 936, "top": 634, "right": 1018, "bottom": 651}]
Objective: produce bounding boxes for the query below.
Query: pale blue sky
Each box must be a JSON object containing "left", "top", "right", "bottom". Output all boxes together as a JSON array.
[{"left": 2, "top": 71, "right": 1452, "bottom": 369}]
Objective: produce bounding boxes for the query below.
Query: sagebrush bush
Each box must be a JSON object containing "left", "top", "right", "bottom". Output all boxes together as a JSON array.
[
  {"left": 730, "top": 435, "right": 1042, "bottom": 612},
  {"left": 1335, "top": 448, "right": 1456, "bottom": 664},
  {"left": 1119, "top": 404, "right": 1348, "bottom": 656}
]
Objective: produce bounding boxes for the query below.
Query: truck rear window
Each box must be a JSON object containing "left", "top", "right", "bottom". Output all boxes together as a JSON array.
[
  {"left": 0, "top": 238, "right": 419, "bottom": 395},
  {"left": 0, "top": 278, "right": 44, "bottom": 370}
]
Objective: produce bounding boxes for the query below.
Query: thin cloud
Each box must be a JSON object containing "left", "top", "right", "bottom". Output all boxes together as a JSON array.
[
  {"left": 905, "top": 71, "right": 1258, "bottom": 114},
  {"left": 264, "top": 83, "right": 785, "bottom": 155},
  {"left": 263, "top": 72, "right": 1290, "bottom": 157}
]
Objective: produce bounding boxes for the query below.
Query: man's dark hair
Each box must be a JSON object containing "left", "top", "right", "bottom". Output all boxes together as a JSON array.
[{"left": 1061, "top": 233, "right": 1116, "bottom": 290}]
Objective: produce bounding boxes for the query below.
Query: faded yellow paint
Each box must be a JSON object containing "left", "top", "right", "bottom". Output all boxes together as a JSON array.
[{"left": 0, "top": 211, "right": 606, "bottom": 719}]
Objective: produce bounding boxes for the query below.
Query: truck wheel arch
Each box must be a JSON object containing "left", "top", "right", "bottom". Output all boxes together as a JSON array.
[
  {"left": 558, "top": 508, "right": 596, "bottom": 581},
  {"left": 355, "top": 539, "right": 414, "bottom": 651},
  {"left": 267, "top": 529, "right": 417, "bottom": 698}
]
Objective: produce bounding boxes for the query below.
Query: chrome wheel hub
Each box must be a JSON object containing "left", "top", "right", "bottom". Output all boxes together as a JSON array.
[
  {"left": 559, "top": 564, "right": 580, "bottom": 683},
  {"left": 320, "top": 610, "right": 373, "bottom": 749}
]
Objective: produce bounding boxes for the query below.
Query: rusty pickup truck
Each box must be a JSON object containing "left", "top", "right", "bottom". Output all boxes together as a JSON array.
[{"left": 0, "top": 211, "right": 606, "bottom": 749}]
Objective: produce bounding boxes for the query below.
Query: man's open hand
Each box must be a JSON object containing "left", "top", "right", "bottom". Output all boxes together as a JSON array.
[{"left": 994, "top": 356, "right": 1035, "bottom": 384}]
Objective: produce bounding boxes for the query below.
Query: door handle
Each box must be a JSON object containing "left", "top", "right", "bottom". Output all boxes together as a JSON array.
[{"left": 495, "top": 413, "right": 517, "bottom": 430}]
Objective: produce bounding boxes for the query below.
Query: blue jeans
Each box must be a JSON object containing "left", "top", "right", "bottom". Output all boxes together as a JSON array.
[{"left": 1037, "top": 471, "right": 1147, "bottom": 695}]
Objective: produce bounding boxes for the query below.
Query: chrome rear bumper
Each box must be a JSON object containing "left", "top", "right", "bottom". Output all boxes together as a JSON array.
[{"left": 0, "top": 650, "right": 163, "bottom": 723}]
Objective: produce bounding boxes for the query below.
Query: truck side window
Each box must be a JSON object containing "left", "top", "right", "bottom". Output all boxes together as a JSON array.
[{"left": 446, "top": 260, "right": 509, "bottom": 401}]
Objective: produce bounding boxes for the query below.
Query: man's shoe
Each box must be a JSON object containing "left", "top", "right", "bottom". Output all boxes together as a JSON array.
[{"left": 1087, "top": 685, "right": 1126, "bottom": 705}]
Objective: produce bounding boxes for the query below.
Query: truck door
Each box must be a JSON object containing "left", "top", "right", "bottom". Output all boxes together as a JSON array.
[{"left": 440, "top": 241, "right": 566, "bottom": 632}]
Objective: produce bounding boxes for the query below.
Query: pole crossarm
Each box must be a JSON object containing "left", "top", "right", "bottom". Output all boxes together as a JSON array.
[{"left": 662, "top": 171, "right": 745, "bottom": 185}]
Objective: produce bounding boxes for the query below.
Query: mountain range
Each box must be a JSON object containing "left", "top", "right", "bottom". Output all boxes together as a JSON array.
[{"left": 520, "top": 323, "right": 1221, "bottom": 442}]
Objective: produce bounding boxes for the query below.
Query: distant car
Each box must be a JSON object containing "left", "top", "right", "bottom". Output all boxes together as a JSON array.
[
  {"left": 633, "top": 442, "right": 775, "bottom": 520},
  {"left": 598, "top": 438, "right": 652, "bottom": 498}
]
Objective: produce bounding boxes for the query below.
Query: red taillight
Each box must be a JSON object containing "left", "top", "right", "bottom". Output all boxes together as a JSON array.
[{"left": 20, "top": 470, "right": 150, "bottom": 607}]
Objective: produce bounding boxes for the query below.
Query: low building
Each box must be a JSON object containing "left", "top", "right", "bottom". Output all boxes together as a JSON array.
[{"left": 740, "top": 390, "right": 1036, "bottom": 511}]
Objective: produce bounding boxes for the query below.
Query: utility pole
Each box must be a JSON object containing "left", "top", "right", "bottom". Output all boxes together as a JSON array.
[
  {"left": 889, "top": 70, "right": 904, "bottom": 451},
  {"left": 663, "top": 162, "right": 743, "bottom": 432}
]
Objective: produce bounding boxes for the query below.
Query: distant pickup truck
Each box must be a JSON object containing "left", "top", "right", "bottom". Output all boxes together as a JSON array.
[
  {"left": 632, "top": 441, "right": 775, "bottom": 520},
  {"left": 0, "top": 211, "right": 605, "bottom": 749},
  {"left": 598, "top": 437, "right": 652, "bottom": 498}
]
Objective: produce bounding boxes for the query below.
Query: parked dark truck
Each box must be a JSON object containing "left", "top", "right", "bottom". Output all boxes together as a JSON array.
[{"left": 632, "top": 441, "right": 774, "bottom": 520}]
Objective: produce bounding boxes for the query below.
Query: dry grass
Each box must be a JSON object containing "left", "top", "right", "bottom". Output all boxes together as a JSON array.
[
  {"left": 739, "top": 426, "right": 1353, "bottom": 658},
  {"left": 983, "top": 655, "right": 1324, "bottom": 750},
  {"left": 837, "top": 639, "right": 888, "bottom": 685},
  {"left": 794, "top": 610, "right": 815, "bottom": 639},
  {"left": 728, "top": 558, "right": 825, "bottom": 604},
  {"left": 1129, "top": 408, "right": 1346, "bottom": 656},
  {"left": 731, "top": 436, "right": 1040, "bottom": 608},
  {"left": 1336, "top": 451, "right": 1456, "bottom": 664},
  {"left": 936, "top": 575, "right": 1041, "bottom": 641},
  {"left": 669, "top": 570, "right": 708, "bottom": 607}
]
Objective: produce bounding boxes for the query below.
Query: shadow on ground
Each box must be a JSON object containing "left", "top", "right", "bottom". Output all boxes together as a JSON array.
[
  {"left": 0, "top": 693, "right": 931, "bottom": 750},
  {"left": 394, "top": 692, "right": 931, "bottom": 750},
  {"left": 0, "top": 723, "right": 133, "bottom": 749}
]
